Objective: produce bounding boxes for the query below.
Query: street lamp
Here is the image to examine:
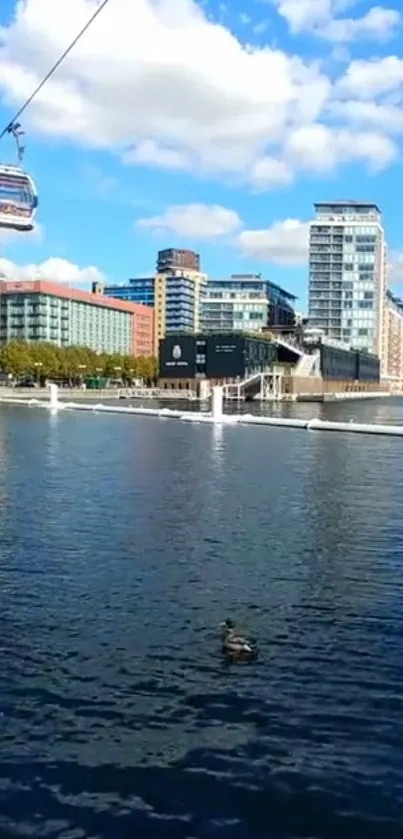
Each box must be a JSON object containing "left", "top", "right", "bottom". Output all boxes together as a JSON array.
[
  {"left": 78, "top": 364, "right": 86, "bottom": 389},
  {"left": 34, "top": 361, "right": 42, "bottom": 386},
  {"left": 112, "top": 365, "right": 121, "bottom": 392}
]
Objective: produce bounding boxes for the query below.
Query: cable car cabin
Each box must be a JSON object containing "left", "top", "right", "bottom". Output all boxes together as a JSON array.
[{"left": 0, "top": 164, "right": 38, "bottom": 232}]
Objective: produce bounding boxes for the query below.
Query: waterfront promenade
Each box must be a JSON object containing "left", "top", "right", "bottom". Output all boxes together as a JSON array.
[
  {"left": 0, "top": 387, "right": 117, "bottom": 400},
  {"left": 0, "top": 386, "right": 196, "bottom": 401}
]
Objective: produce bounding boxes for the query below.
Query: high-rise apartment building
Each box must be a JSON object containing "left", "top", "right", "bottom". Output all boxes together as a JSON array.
[
  {"left": 308, "top": 201, "right": 386, "bottom": 357},
  {"left": 94, "top": 250, "right": 207, "bottom": 355}
]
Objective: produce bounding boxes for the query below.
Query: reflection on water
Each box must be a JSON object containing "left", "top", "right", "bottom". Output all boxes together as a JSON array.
[{"left": 1, "top": 404, "right": 403, "bottom": 838}]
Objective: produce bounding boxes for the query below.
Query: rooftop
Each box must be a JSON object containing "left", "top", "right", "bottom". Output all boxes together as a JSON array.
[
  {"left": 314, "top": 200, "right": 381, "bottom": 212},
  {"left": 0, "top": 279, "right": 152, "bottom": 315},
  {"left": 208, "top": 274, "right": 297, "bottom": 300},
  {"left": 387, "top": 289, "right": 403, "bottom": 310}
]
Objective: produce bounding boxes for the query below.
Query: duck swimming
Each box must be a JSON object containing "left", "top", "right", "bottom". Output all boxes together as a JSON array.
[{"left": 221, "top": 618, "right": 258, "bottom": 659}]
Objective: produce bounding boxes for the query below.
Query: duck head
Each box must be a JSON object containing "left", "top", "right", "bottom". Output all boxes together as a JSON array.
[{"left": 221, "top": 618, "right": 236, "bottom": 635}]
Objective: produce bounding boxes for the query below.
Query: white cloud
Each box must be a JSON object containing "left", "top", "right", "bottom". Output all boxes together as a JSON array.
[
  {"left": 336, "top": 56, "right": 403, "bottom": 99},
  {"left": 0, "top": 256, "right": 104, "bottom": 287},
  {"left": 237, "top": 218, "right": 309, "bottom": 264},
  {"left": 285, "top": 124, "right": 397, "bottom": 172},
  {"left": 136, "top": 203, "right": 242, "bottom": 238},
  {"left": 0, "top": 0, "right": 396, "bottom": 186},
  {"left": 275, "top": 0, "right": 400, "bottom": 41},
  {"left": 319, "top": 6, "right": 400, "bottom": 43},
  {"left": 328, "top": 100, "right": 403, "bottom": 133},
  {"left": 123, "top": 140, "right": 190, "bottom": 170},
  {"left": 275, "top": 0, "right": 334, "bottom": 33},
  {"left": 249, "top": 156, "right": 293, "bottom": 187}
]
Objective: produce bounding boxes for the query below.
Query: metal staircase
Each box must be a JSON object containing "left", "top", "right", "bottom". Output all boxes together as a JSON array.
[
  {"left": 223, "top": 371, "right": 284, "bottom": 402},
  {"left": 274, "top": 336, "right": 304, "bottom": 357},
  {"left": 223, "top": 373, "right": 263, "bottom": 401},
  {"left": 293, "top": 351, "right": 320, "bottom": 378}
]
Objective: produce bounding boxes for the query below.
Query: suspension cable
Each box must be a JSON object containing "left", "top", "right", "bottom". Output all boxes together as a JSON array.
[{"left": 0, "top": 0, "right": 113, "bottom": 141}]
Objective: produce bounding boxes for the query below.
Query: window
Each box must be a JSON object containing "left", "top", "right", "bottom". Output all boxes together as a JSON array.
[
  {"left": 344, "top": 235, "right": 353, "bottom": 243},
  {"left": 344, "top": 263, "right": 354, "bottom": 271}
]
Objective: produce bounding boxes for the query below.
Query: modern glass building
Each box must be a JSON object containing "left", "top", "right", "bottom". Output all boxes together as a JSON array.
[
  {"left": 266, "top": 279, "right": 297, "bottom": 330},
  {"left": 0, "top": 280, "right": 154, "bottom": 356},
  {"left": 308, "top": 201, "right": 386, "bottom": 356},
  {"left": 96, "top": 277, "right": 155, "bottom": 306},
  {"left": 96, "top": 268, "right": 207, "bottom": 355},
  {"left": 201, "top": 274, "right": 296, "bottom": 333},
  {"left": 164, "top": 273, "right": 202, "bottom": 332},
  {"left": 202, "top": 275, "right": 267, "bottom": 332}
]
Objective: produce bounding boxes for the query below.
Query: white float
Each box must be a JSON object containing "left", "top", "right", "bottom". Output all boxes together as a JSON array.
[{"left": 48, "top": 382, "right": 60, "bottom": 410}]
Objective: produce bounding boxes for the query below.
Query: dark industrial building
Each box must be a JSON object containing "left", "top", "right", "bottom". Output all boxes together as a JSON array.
[
  {"left": 319, "top": 345, "right": 380, "bottom": 382},
  {"left": 159, "top": 333, "right": 284, "bottom": 382},
  {"left": 159, "top": 333, "right": 381, "bottom": 394}
]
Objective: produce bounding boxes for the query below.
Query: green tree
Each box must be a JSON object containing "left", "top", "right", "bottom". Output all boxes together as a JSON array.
[
  {"left": 29, "top": 343, "right": 60, "bottom": 379},
  {"left": 136, "top": 356, "right": 157, "bottom": 383},
  {"left": 0, "top": 340, "right": 31, "bottom": 377},
  {"left": 0, "top": 340, "right": 157, "bottom": 385}
]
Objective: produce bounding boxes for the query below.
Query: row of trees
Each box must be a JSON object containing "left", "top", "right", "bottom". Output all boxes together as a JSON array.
[{"left": 0, "top": 341, "right": 157, "bottom": 383}]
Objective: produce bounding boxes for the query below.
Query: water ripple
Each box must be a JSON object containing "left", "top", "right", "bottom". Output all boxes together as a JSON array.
[{"left": 1, "top": 403, "right": 403, "bottom": 837}]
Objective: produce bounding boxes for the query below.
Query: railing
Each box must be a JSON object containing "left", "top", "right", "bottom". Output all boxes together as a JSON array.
[
  {"left": 223, "top": 372, "right": 284, "bottom": 402},
  {"left": 274, "top": 334, "right": 304, "bottom": 356},
  {"left": 118, "top": 387, "right": 198, "bottom": 400},
  {"left": 0, "top": 386, "right": 117, "bottom": 400},
  {"left": 0, "top": 386, "right": 199, "bottom": 401},
  {"left": 223, "top": 374, "right": 263, "bottom": 401}
]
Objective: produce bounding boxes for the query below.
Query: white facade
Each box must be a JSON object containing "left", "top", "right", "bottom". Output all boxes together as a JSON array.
[
  {"left": 308, "top": 201, "right": 386, "bottom": 357},
  {"left": 201, "top": 277, "right": 268, "bottom": 333}
]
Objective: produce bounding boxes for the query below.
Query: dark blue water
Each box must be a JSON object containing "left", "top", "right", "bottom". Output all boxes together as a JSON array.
[{"left": 1, "top": 402, "right": 403, "bottom": 838}]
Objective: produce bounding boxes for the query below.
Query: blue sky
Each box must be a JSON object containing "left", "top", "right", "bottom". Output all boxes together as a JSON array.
[{"left": 1, "top": 0, "right": 403, "bottom": 309}]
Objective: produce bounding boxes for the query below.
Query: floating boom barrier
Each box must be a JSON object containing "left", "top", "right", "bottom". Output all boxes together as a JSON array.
[{"left": 0, "top": 384, "right": 403, "bottom": 437}]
